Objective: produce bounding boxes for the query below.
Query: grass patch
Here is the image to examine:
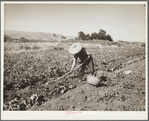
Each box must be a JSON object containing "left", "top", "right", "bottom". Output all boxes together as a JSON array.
[
  {"left": 53, "top": 47, "right": 64, "bottom": 50},
  {"left": 32, "top": 46, "right": 41, "bottom": 50}
]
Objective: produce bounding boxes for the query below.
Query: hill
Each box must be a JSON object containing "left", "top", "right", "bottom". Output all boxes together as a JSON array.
[{"left": 4, "top": 30, "right": 76, "bottom": 41}]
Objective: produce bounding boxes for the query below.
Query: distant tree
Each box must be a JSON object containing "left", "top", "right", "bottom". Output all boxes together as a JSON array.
[
  {"left": 99, "top": 29, "right": 106, "bottom": 35},
  {"left": 97, "top": 32, "right": 106, "bottom": 40},
  {"left": 83, "top": 34, "right": 91, "bottom": 40},
  {"left": 106, "top": 34, "right": 113, "bottom": 41},
  {"left": 97, "top": 29, "right": 107, "bottom": 40},
  {"left": 20, "top": 37, "right": 28, "bottom": 42},
  {"left": 77, "top": 29, "right": 114, "bottom": 41},
  {"left": 53, "top": 34, "right": 58, "bottom": 37},
  {"left": 20, "top": 37, "right": 25, "bottom": 40},
  {"left": 75, "top": 37, "right": 78, "bottom": 40},
  {"left": 91, "top": 32, "right": 98, "bottom": 40},
  {"left": 61, "top": 36, "right": 66, "bottom": 39},
  {"left": 77, "top": 31, "right": 85, "bottom": 40}
]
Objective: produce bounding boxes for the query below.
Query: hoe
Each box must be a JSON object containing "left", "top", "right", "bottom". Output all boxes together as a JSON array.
[
  {"left": 54, "top": 63, "right": 83, "bottom": 82},
  {"left": 53, "top": 63, "right": 100, "bottom": 86}
]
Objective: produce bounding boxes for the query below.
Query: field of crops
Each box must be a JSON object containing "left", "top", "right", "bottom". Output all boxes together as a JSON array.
[{"left": 3, "top": 40, "right": 146, "bottom": 111}]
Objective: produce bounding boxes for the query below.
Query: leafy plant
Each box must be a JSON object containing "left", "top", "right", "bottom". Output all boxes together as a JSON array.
[{"left": 32, "top": 46, "right": 40, "bottom": 50}]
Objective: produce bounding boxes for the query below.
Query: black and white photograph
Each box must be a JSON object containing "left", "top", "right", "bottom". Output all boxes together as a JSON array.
[{"left": 1, "top": 1, "right": 148, "bottom": 120}]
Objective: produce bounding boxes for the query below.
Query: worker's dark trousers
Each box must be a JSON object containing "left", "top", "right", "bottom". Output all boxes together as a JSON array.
[{"left": 78, "top": 56, "right": 95, "bottom": 79}]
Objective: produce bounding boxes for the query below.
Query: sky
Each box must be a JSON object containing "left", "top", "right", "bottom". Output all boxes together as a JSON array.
[{"left": 3, "top": 2, "right": 146, "bottom": 42}]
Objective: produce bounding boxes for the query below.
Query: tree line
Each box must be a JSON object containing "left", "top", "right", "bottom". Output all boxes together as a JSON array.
[{"left": 77, "top": 29, "right": 113, "bottom": 41}]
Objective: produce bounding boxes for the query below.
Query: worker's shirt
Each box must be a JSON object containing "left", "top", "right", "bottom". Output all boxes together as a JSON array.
[{"left": 74, "top": 48, "right": 91, "bottom": 62}]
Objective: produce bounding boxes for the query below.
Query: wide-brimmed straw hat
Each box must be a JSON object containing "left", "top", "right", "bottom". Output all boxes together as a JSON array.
[{"left": 69, "top": 42, "right": 82, "bottom": 54}]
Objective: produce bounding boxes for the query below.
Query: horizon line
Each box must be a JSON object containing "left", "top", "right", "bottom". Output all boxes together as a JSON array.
[{"left": 4, "top": 29, "right": 146, "bottom": 43}]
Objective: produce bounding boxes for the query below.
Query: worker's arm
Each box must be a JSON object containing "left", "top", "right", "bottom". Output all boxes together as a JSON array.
[
  {"left": 86, "top": 48, "right": 92, "bottom": 59},
  {"left": 83, "top": 49, "right": 92, "bottom": 65},
  {"left": 85, "top": 48, "right": 91, "bottom": 56},
  {"left": 70, "top": 55, "right": 78, "bottom": 72}
]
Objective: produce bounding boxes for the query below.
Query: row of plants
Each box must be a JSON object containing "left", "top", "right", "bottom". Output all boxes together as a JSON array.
[{"left": 4, "top": 43, "right": 145, "bottom": 103}]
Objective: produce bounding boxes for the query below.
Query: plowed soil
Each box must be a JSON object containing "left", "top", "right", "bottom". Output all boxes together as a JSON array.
[
  {"left": 28, "top": 59, "right": 146, "bottom": 111},
  {"left": 3, "top": 41, "right": 146, "bottom": 111}
]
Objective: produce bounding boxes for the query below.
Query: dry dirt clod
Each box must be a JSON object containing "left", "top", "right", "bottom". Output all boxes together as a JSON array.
[
  {"left": 97, "top": 97, "right": 102, "bottom": 102},
  {"left": 26, "top": 104, "right": 31, "bottom": 108},
  {"left": 114, "top": 75, "right": 117, "bottom": 78},
  {"left": 70, "top": 97, "right": 74, "bottom": 100},
  {"left": 70, "top": 105, "right": 75, "bottom": 111},
  {"left": 124, "top": 70, "right": 133, "bottom": 75},
  {"left": 59, "top": 106, "right": 64, "bottom": 111},
  {"left": 81, "top": 90, "right": 84, "bottom": 93},
  {"left": 83, "top": 96, "right": 88, "bottom": 101},
  {"left": 87, "top": 98, "right": 92, "bottom": 101},
  {"left": 68, "top": 84, "right": 76, "bottom": 89},
  {"left": 68, "top": 85, "right": 73, "bottom": 89},
  {"left": 60, "top": 89, "right": 65, "bottom": 94}
]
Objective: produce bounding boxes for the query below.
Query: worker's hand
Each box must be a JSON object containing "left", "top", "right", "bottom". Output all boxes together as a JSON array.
[{"left": 83, "top": 56, "right": 91, "bottom": 65}]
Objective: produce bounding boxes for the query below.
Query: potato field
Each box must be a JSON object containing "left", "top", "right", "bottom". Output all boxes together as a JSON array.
[{"left": 3, "top": 41, "right": 146, "bottom": 111}]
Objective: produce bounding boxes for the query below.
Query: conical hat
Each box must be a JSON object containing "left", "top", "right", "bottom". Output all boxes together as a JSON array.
[{"left": 69, "top": 43, "right": 82, "bottom": 54}]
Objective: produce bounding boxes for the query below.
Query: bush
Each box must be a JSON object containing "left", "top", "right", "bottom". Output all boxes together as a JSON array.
[
  {"left": 117, "top": 43, "right": 121, "bottom": 47},
  {"left": 24, "top": 46, "right": 31, "bottom": 50},
  {"left": 78, "top": 29, "right": 114, "bottom": 41},
  {"left": 107, "top": 42, "right": 118, "bottom": 46},
  {"left": 83, "top": 34, "right": 91, "bottom": 40},
  {"left": 4, "top": 34, "right": 13, "bottom": 42},
  {"left": 140, "top": 43, "right": 145, "bottom": 47},
  {"left": 98, "top": 33, "right": 106, "bottom": 40},
  {"left": 19, "top": 45, "right": 32, "bottom": 50},
  {"left": 32, "top": 46, "right": 40, "bottom": 50},
  {"left": 13, "top": 40, "right": 21, "bottom": 43},
  {"left": 53, "top": 47, "right": 64, "bottom": 50},
  {"left": 20, "top": 37, "right": 28, "bottom": 42},
  {"left": 53, "top": 34, "right": 58, "bottom": 38},
  {"left": 19, "top": 45, "right": 24, "bottom": 49},
  {"left": 61, "top": 36, "right": 66, "bottom": 39},
  {"left": 106, "top": 35, "right": 113, "bottom": 42}
]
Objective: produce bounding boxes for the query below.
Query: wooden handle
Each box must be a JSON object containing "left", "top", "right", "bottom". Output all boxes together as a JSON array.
[{"left": 54, "top": 63, "right": 83, "bottom": 82}]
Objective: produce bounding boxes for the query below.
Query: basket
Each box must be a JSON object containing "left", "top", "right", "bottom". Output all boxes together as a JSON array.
[{"left": 87, "top": 74, "right": 100, "bottom": 86}]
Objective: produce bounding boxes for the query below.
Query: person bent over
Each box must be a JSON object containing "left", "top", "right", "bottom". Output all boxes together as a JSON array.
[{"left": 69, "top": 42, "right": 95, "bottom": 81}]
